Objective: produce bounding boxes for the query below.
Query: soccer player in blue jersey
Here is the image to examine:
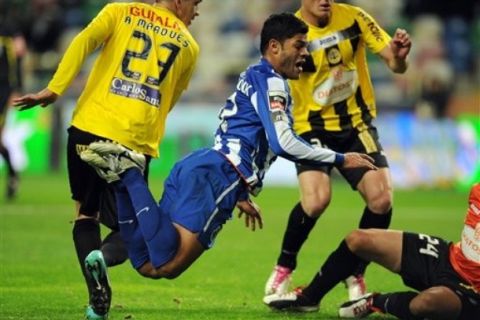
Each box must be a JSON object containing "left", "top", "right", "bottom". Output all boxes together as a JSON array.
[{"left": 80, "top": 13, "right": 377, "bottom": 285}]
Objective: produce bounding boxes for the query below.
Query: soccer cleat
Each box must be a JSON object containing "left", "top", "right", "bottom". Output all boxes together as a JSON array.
[
  {"left": 88, "top": 141, "right": 146, "bottom": 173},
  {"left": 80, "top": 149, "right": 120, "bottom": 183},
  {"left": 84, "top": 250, "right": 111, "bottom": 318},
  {"left": 264, "top": 265, "right": 292, "bottom": 295},
  {"left": 344, "top": 274, "right": 367, "bottom": 300},
  {"left": 338, "top": 292, "right": 378, "bottom": 318},
  {"left": 85, "top": 305, "right": 107, "bottom": 320},
  {"left": 263, "top": 288, "right": 319, "bottom": 312}
]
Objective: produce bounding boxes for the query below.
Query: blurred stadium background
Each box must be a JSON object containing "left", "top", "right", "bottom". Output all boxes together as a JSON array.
[{"left": 0, "top": 0, "right": 479, "bottom": 192}]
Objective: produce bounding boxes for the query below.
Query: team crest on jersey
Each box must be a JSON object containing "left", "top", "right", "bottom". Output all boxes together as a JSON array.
[
  {"left": 268, "top": 90, "right": 287, "bottom": 111},
  {"left": 327, "top": 47, "right": 342, "bottom": 65}
]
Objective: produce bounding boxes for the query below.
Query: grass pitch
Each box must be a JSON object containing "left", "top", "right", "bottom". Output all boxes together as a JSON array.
[{"left": 0, "top": 173, "right": 467, "bottom": 319}]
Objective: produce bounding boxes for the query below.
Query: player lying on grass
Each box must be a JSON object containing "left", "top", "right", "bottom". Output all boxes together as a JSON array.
[
  {"left": 264, "top": 183, "right": 480, "bottom": 320},
  {"left": 79, "top": 12, "right": 376, "bottom": 290}
]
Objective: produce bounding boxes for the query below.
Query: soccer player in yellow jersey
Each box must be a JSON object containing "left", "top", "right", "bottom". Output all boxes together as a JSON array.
[
  {"left": 265, "top": 0, "right": 411, "bottom": 302},
  {"left": 0, "top": 19, "right": 25, "bottom": 200},
  {"left": 14, "top": 1, "right": 203, "bottom": 319}
]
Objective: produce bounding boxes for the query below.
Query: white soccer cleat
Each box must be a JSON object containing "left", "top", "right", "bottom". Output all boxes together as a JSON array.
[
  {"left": 264, "top": 288, "right": 319, "bottom": 312},
  {"left": 345, "top": 274, "right": 367, "bottom": 301},
  {"left": 80, "top": 149, "right": 120, "bottom": 183},
  {"left": 264, "top": 265, "right": 292, "bottom": 295},
  {"left": 88, "top": 141, "right": 146, "bottom": 173},
  {"left": 338, "top": 292, "right": 378, "bottom": 318}
]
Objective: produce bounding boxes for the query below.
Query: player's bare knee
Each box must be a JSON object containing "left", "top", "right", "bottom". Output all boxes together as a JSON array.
[
  {"left": 161, "top": 267, "right": 183, "bottom": 279},
  {"left": 367, "top": 192, "right": 392, "bottom": 214},
  {"left": 409, "top": 293, "right": 433, "bottom": 316},
  {"left": 137, "top": 266, "right": 158, "bottom": 279},
  {"left": 411, "top": 287, "right": 462, "bottom": 319},
  {"left": 345, "top": 229, "right": 371, "bottom": 253},
  {"left": 301, "top": 196, "right": 330, "bottom": 217},
  {"left": 409, "top": 297, "right": 445, "bottom": 318},
  {"left": 153, "top": 262, "right": 186, "bottom": 279}
]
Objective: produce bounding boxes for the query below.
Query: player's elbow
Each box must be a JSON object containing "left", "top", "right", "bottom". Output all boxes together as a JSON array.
[{"left": 270, "top": 141, "right": 285, "bottom": 156}]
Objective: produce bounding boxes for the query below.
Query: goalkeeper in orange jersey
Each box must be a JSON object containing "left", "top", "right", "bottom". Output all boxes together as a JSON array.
[
  {"left": 13, "top": 1, "right": 203, "bottom": 319},
  {"left": 265, "top": 183, "right": 480, "bottom": 320}
]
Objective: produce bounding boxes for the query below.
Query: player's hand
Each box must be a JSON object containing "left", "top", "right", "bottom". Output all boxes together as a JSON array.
[
  {"left": 390, "top": 28, "right": 411, "bottom": 60},
  {"left": 342, "top": 152, "right": 378, "bottom": 170},
  {"left": 237, "top": 199, "right": 263, "bottom": 231},
  {"left": 12, "top": 88, "right": 58, "bottom": 111}
]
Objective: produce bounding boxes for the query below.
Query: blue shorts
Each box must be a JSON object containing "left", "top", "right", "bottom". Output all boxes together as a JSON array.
[{"left": 158, "top": 148, "right": 247, "bottom": 249}]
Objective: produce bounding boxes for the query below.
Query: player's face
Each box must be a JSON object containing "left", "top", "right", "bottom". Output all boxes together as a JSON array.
[
  {"left": 177, "top": 0, "right": 202, "bottom": 26},
  {"left": 278, "top": 34, "right": 309, "bottom": 80},
  {"left": 301, "top": 0, "right": 333, "bottom": 27}
]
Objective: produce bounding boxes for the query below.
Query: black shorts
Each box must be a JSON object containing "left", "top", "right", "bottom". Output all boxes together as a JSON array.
[
  {"left": 295, "top": 125, "right": 388, "bottom": 189},
  {"left": 0, "top": 85, "right": 12, "bottom": 127},
  {"left": 67, "top": 126, "right": 151, "bottom": 230},
  {"left": 400, "top": 232, "right": 480, "bottom": 319}
]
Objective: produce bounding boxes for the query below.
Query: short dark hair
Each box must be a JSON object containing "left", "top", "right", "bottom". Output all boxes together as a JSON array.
[{"left": 260, "top": 13, "right": 308, "bottom": 55}]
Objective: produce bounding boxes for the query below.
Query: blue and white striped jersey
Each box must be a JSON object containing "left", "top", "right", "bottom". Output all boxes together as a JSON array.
[{"left": 213, "top": 58, "right": 344, "bottom": 195}]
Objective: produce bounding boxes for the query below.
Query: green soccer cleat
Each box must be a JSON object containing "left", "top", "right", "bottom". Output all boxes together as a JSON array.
[
  {"left": 84, "top": 250, "right": 111, "bottom": 318},
  {"left": 85, "top": 305, "right": 108, "bottom": 320}
]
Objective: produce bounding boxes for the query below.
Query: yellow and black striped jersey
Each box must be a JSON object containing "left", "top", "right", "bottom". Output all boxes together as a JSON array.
[
  {"left": 291, "top": 3, "right": 391, "bottom": 134},
  {"left": 48, "top": 3, "right": 199, "bottom": 157}
]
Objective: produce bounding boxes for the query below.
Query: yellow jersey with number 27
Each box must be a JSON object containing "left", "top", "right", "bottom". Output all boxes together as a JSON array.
[{"left": 48, "top": 3, "right": 199, "bottom": 157}]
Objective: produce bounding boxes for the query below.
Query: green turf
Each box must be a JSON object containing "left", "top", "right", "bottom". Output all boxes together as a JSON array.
[{"left": 0, "top": 174, "right": 468, "bottom": 319}]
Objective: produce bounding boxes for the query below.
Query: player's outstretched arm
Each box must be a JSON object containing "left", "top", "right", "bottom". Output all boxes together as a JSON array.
[
  {"left": 237, "top": 199, "right": 263, "bottom": 231},
  {"left": 342, "top": 152, "right": 378, "bottom": 170},
  {"left": 12, "top": 88, "right": 58, "bottom": 111}
]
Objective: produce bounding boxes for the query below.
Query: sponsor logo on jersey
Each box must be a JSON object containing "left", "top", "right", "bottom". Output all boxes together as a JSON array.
[
  {"left": 129, "top": 6, "right": 180, "bottom": 30},
  {"left": 308, "top": 34, "right": 340, "bottom": 51},
  {"left": 111, "top": 78, "right": 160, "bottom": 107},
  {"left": 268, "top": 90, "right": 287, "bottom": 111},
  {"left": 462, "top": 225, "right": 480, "bottom": 262},
  {"left": 357, "top": 11, "right": 383, "bottom": 42},
  {"left": 313, "top": 69, "right": 358, "bottom": 106}
]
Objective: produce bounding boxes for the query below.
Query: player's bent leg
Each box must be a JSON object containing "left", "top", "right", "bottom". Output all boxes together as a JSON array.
[
  {"left": 138, "top": 223, "right": 205, "bottom": 279},
  {"left": 298, "top": 170, "right": 332, "bottom": 217},
  {"left": 357, "top": 168, "right": 393, "bottom": 215},
  {"left": 101, "top": 230, "right": 128, "bottom": 267},
  {"left": 345, "top": 229, "right": 403, "bottom": 273},
  {"left": 347, "top": 169, "right": 393, "bottom": 300},
  {"left": 265, "top": 171, "right": 330, "bottom": 295},
  {"left": 410, "top": 286, "right": 462, "bottom": 320}
]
